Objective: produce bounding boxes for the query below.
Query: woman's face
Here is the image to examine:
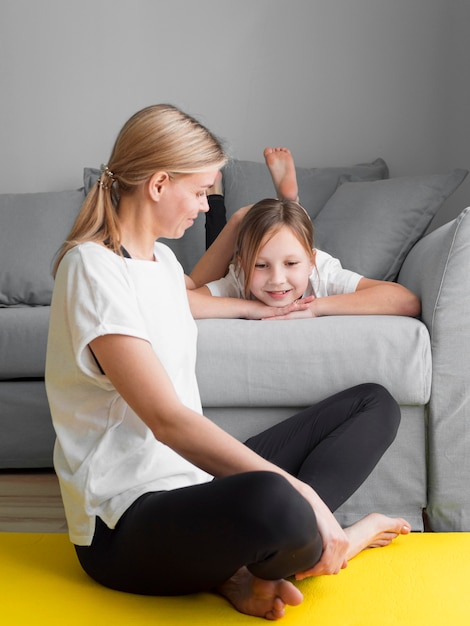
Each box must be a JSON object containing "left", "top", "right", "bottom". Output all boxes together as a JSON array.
[
  {"left": 157, "top": 169, "right": 219, "bottom": 239},
  {"left": 247, "top": 226, "right": 314, "bottom": 306}
]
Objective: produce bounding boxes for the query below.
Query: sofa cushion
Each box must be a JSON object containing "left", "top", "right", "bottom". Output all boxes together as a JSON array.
[
  {"left": 0, "top": 189, "right": 84, "bottom": 305},
  {"left": 0, "top": 306, "right": 50, "bottom": 379},
  {"left": 0, "top": 381, "right": 55, "bottom": 468},
  {"left": 196, "top": 316, "right": 431, "bottom": 408},
  {"left": 222, "top": 157, "right": 389, "bottom": 221},
  {"left": 313, "top": 169, "right": 468, "bottom": 281}
]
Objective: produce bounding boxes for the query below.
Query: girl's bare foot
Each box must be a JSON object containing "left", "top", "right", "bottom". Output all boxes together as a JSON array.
[
  {"left": 217, "top": 566, "right": 303, "bottom": 620},
  {"left": 263, "top": 147, "right": 299, "bottom": 201},
  {"left": 344, "top": 513, "right": 411, "bottom": 560}
]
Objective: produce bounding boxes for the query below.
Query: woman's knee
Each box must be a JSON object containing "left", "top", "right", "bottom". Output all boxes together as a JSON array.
[
  {"left": 244, "top": 472, "right": 316, "bottom": 544},
  {"left": 359, "top": 382, "right": 401, "bottom": 443},
  {"left": 244, "top": 473, "right": 322, "bottom": 579}
]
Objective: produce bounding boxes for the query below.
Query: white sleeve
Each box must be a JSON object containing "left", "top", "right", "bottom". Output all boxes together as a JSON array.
[
  {"left": 59, "top": 245, "right": 150, "bottom": 378},
  {"left": 206, "top": 264, "right": 246, "bottom": 298},
  {"left": 313, "top": 249, "right": 363, "bottom": 296}
]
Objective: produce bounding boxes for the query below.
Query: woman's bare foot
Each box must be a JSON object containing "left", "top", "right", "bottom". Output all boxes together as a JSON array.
[
  {"left": 344, "top": 513, "right": 411, "bottom": 561},
  {"left": 217, "top": 566, "right": 303, "bottom": 620},
  {"left": 264, "top": 147, "right": 299, "bottom": 201},
  {"left": 207, "top": 170, "right": 223, "bottom": 196}
]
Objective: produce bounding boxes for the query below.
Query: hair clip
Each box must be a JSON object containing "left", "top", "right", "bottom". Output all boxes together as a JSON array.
[
  {"left": 100, "top": 164, "right": 115, "bottom": 180},
  {"left": 98, "top": 164, "right": 116, "bottom": 190}
]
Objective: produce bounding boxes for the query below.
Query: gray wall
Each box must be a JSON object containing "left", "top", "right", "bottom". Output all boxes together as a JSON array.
[{"left": 1, "top": 0, "right": 469, "bottom": 228}]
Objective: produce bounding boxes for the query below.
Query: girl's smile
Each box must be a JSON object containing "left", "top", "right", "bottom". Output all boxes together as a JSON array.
[{"left": 248, "top": 226, "right": 315, "bottom": 306}]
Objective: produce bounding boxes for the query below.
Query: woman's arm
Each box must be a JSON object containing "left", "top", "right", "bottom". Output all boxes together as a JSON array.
[
  {"left": 89, "top": 332, "right": 349, "bottom": 575},
  {"left": 189, "top": 205, "right": 252, "bottom": 287}
]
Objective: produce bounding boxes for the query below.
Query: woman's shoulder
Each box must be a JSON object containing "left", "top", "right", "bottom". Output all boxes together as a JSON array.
[
  {"left": 64, "top": 241, "right": 115, "bottom": 261},
  {"left": 58, "top": 242, "right": 127, "bottom": 283},
  {"left": 154, "top": 241, "right": 178, "bottom": 262}
]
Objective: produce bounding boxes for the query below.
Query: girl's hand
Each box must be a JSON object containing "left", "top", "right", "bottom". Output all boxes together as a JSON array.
[
  {"left": 261, "top": 297, "right": 317, "bottom": 320},
  {"left": 255, "top": 296, "right": 316, "bottom": 320}
]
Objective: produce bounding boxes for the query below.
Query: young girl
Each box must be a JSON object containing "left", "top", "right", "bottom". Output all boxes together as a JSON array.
[
  {"left": 187, "top": 148, "right": 420, "bottom": 319},
  {"left": 46, "top": 109, "right": 410, "bottom": 621}
]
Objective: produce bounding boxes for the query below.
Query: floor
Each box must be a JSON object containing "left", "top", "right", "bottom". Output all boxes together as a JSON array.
[{"left": 0, "top": 470, "right": 67, "bottom": 533}]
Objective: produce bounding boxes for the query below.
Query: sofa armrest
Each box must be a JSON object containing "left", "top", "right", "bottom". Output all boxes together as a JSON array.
[
  {"left": 398, "top": 207, "right": 470, "bottom": 530},
  {"left": 398, "top": 209, "right": 469, "bottom": 330},
  {"left": 196, "top": 316, "right": 430, "bottom": 408}
]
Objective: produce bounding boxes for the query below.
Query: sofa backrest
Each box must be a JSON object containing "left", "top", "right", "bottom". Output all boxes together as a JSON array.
[
  {"left": 223, "top": 160, "right": 467, "bottom": 281},
  {"left": 0, "top": 189, "right": 85, "bottom": 306},
  {"left": 0, "top": 161, "right": 466, "bottom": 309}
]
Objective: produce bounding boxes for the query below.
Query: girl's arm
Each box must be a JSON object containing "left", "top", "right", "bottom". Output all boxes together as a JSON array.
[
  {"left": 186, "top": 286, "right": 315, "bottom": 320},
  {"left": 89, "top": 332, "right": 349, "bottom": 576},
  {"left": 311, "top": 278, "right": 421, "bottom": 317},
  {"left": 189, "top": 205, "right": 252, "bottom": 287},
  {"left": 267, "top": 278, "right": 421, "bottom": 320}
]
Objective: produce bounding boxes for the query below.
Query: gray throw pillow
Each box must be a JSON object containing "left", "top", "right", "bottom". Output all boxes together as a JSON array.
[
  {"left": 314, "top": 170, "right": 468, "bottom": 281},
  {"left": 83, "top": 167, "right": 101, "bottom": 195},
  {"left": 222, "top": 158, "right": 389, "bottom": 220},
  {"left": 0, "top": 189, "right": 85, "bottom": 306}
]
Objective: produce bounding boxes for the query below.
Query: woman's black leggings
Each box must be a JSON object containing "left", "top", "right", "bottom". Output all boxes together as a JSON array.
[{"left": 75, "top": 383, "right": 400, "bottom": 596}]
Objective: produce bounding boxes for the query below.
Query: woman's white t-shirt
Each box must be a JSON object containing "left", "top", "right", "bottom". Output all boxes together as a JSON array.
[
  {"left": 206, "top": 248, "right": 363, "bottom": 299},
  {"left": 45, "top": 242, "right": 212, "bottom": 546}
]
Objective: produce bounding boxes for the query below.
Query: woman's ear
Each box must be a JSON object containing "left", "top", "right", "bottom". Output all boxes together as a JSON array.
[{"left": 148, "top": 171, "right": 170, "bottom": 201}]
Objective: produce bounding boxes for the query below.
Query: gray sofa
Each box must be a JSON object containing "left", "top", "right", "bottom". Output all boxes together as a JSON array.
[{"left": 1, "top": 157, "right": 468, "bottom": 533}]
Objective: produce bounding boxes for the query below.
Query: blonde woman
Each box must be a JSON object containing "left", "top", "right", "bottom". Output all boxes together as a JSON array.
[{"left": 46, "top": 106, "right": 409, "bottom": 621}]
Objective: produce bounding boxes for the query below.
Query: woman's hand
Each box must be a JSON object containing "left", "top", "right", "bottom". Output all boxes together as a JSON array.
[{"left": 293, "top": 482, "right": 349, "bottom": 579}]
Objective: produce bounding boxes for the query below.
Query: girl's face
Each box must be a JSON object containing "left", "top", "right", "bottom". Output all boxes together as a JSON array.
[{"left": 247, "top": 225, "right": 315, "bottom": 306}]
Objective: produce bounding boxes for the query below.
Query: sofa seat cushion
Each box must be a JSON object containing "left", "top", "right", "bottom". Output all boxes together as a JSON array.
[
  {"left": 196, "top": 316, "right": 431, "bottom": 408},
  {"left": 0, "top": 306, "right": 50, "bottom": 379},
  {"left": 0, "top": 380, "right": 55, "bottom": 468}
]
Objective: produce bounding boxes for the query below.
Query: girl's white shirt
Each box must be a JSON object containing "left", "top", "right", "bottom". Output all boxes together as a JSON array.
[
  {"left": 45, "top": 242, "right": 212, "bottom": 546},
  {"left": 206, "top": 249, "right": 363, "bottom": 299}
]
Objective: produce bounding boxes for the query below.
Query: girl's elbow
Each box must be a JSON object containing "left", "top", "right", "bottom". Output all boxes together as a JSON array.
[{"left": 402, "top": 293, "right": 421, "bottom": 317}]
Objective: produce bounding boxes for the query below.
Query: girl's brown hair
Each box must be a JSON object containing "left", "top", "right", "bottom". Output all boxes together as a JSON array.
[
  {"left": 235, "top": 198, "right": 315, "bottom": 298},
  {"left": 53, "top": 104, "right": 227, "bottom": 275}
]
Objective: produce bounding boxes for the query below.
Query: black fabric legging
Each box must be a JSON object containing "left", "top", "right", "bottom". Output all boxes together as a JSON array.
[
  {"left": 75, "top": 383, "right": 400, "bottom": 596},
  {"left": 205, "top": 194, "right": 226, "bottom": 248}
]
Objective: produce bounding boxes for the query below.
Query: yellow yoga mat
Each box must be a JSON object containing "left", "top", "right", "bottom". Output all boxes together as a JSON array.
[{"left": 1, "top": 532, "right": 470, "bottom": 625}]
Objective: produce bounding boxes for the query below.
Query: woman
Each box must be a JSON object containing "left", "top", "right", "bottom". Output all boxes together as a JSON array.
[{"left": 46, "top": 104, "right": 410, "bottom": 621}]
